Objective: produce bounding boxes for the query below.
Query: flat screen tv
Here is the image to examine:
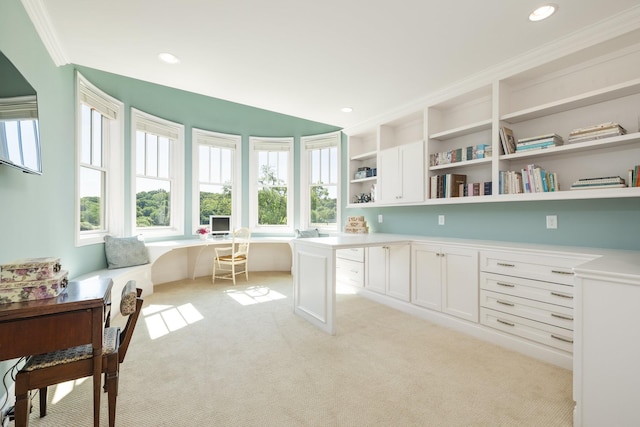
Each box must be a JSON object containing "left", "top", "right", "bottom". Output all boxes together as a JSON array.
[
  {"left": 209, "top": 215, "right": 232, "bottom": 236},
  {"left": 0, "top": 50, "right": 41, "bottom": 175}
]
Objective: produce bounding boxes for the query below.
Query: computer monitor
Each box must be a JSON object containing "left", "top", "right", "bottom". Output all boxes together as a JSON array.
[{"left": 209, "top": 215, "right": 232, "bottom": 236}]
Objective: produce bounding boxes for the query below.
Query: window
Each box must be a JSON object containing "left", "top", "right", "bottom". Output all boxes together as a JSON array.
[
  {"left": 192, "top": 129, "right": 241, "bottom": 232},
  {"left": 131, "top": 109, "right": 184, "bottom": 238},
  {"left": 75, "top": 73, "right": 124, "bottom": 246},
  {"left": 249, "top": 137, "right": 293, "bottom": 233},
  {"left": 301, "top": 132, "right": 340, "bottom": 231}
]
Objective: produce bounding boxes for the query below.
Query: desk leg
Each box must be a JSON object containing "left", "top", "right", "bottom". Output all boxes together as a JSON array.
[
  {"left": 92, "top": 308, "right": 103, "bottom": 427},
  {"left": 292, "top": 244, "right": 336, "bottom": 335}
]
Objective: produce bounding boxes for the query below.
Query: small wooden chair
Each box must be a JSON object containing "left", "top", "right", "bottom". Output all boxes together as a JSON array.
[
  {"left": 212, "top": 227, "right": 251, "bottom": 285},
  {"left": 14, "top": 281, "right": 143, "bottom": 427}
]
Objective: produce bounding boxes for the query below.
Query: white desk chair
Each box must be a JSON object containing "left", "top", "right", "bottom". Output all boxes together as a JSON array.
[{"left": 212, "top": 227, "right": 251, "bottom": 285}]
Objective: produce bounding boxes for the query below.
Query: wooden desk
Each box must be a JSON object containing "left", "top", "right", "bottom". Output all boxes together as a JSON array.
[{"left": 0, "top": 278, "right": 112, "bottom": 427}]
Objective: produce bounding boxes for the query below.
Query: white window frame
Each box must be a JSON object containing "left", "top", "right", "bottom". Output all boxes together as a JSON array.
[
  {"left": 249, "top": 136, "right": 294, "bottom": 234},
  {"left": 192, "top": 128, "right": 242, "bottom": 233},
  {"left": 300, "top": 131, "right": 341, "bottom": 232},
  {"left": 131, "top": 108, "right": 185, "bottom": 238},
  {"left": 75, "top": 72, "right": 124, "bottom": 247}
]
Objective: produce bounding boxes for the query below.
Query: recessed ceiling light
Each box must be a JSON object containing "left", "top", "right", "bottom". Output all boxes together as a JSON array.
[
  {"left": 341, "top": 107, "right": 353, "bottom": 113},
  {"left": 529, "top": 4, "right": 557, "bottom": 21},
  {"left": 158, "top": 52, "right": 180, "bottom": 64}
]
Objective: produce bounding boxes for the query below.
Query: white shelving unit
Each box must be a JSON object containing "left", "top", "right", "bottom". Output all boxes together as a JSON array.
[{"left": 345, "top": 37, "right": 640, "bottom": 207}]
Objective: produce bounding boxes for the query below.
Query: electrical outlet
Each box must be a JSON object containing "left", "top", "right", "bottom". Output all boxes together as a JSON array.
[
  {"left": 378, "top": 214, "right": 383, "bottom": 223},
  {"left": 546, "top": 215, "right": 558, "bottom": 229},
  {"left": 438, "top": 215, "right": 445, "bottom": 226}
]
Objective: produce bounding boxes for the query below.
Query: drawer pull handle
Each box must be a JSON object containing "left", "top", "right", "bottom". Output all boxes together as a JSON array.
[
  {"left": 550, "top": 291, "right": 573, "bottom": 299},
  {"left": 496, "top": 282, "right": 515, "bottom": 288},
  {"left": 496, "top": 300, "right": 514, "bottom": 307},
  {"left": 497, "top": 262, "right": 515, "bottom": 267},
  {"left": 551, "top": 313, "right": 574, "bottom": 321},
  {"left": 551, "top": 334, "right": 573, "bottom": 344},
  {"left": 551, "top": 269, "right": 573, "bottom": 275},
  {"left": 350, "top": 270, "right": 358, "bottom": 273},
  {"left": 496, "top": 318, "right": 515, "bottom": 327}
]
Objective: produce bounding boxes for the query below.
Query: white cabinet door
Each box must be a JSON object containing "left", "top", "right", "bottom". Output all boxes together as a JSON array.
[
  {"left": 399, "top": 141, "right": 424, "bottom": 203},
  {"left": 411, "top": 244, "right": 442, "bottom": 310},
  {"left": 441, "top": 246, "right": 479, "bottom": 322},
  {"left": 366, "top": 245, "right": 410, "bottom": 301},
  {"left": 377, "top": 141, "right": 424, "bottom": 205},
  {"left": 387, "top": 244, "right": 411, "bottom": 301},
  {"left": 366, "top": 246, "right": 387, "bottom": 294},
  {"left": 377, "top": 147, "right": 400, "bottom": 204},
  {"left": 412, "top": 244, "right": 479, "bottom": 321}
]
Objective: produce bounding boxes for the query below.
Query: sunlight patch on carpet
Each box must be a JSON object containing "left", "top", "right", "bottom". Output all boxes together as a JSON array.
[
  {"left": 142, "top": 303, "right": 203, "bottom": 339},
  {"left": 224, "top": 285, "right": 286, "bottom": 306},
  {"left": 51, "top": 377, "right": 88, "bottom": 404}
]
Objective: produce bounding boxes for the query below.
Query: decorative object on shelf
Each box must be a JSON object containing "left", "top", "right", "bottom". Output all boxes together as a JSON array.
[
  {"left": 196, "top": 227, "right": 209, "bottom": 240},
  {"left": 344, "top": 216, "right": 368, "bottom": 234},
  {"left": 0, "top": 257, "right": 68, "bottom": 304},
  {"left": 499, "top": 127, "right": 517, "bottom": 155},
  {"left": 353, "top": 193, "right": 372, "bottom": 204}
]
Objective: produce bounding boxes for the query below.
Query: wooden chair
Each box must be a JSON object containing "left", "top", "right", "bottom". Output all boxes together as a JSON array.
[
  {"left": 212, "top": 227, "right": 251, "bottom": 285},
  {"left": 14, "top": 281, "right": 143, "bottom": 427}
]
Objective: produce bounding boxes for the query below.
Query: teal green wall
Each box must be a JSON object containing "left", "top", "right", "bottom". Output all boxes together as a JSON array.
[
  {"left": 0, "top": 0, "right": 338, "bottom": 281},
  {"left": 344, "top": 199, "right": 639, "bottom": 251}
]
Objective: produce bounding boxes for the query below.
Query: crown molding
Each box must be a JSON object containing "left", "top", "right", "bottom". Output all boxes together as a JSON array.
[
  {"left": 20, "top": 0, "right": 69, "bottom": 66},
  {"left": 344, "top": 5, "right": 640, "bottom": 136}
]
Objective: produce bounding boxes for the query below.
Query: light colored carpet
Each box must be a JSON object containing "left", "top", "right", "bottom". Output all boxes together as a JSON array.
[{"left": 23, "top": 271, "right": 573, "bottom": 426}]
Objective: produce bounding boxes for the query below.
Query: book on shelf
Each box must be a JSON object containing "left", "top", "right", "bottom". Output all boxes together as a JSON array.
[
  {"left": 570, "top": 176, "right": 626, "bottom": 190},
  {"left": 629, "top": 165, "right": 640, "bottom": 187},
  {"left": 516, "top": 140, "right": 558, "bottom": 151},
  {"left": 517, "top": 133, "right": 564, "bottom": 144},
  {"left": 569, "top": 122, "right": 625, "bottom": 136},
  {"left": 430, "top": 174, "right": 467, "bottom": 198},
  {"left": 500, "top": 164, "right": 558, "bottom": 194},
  {"left": 568, "top": 122, "right": 626, "bottom": 143},
  {"left": 570, "top": 183, "right": 626, "bottom": 190},
  {"left": 499, "top": 127, "right": 516, "bottom": 154}
]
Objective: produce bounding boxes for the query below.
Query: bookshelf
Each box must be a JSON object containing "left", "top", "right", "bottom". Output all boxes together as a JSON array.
[{"left": 345, "top": 37, "right": 640, "bottom": 206}]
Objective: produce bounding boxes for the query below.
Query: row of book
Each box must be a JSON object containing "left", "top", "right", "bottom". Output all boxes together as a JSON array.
[
  {"left": 429, "top": 144, "right": 491, "bottom": 166},
  {"left": 568, "top": 122, "right": 626, "bottom": 143},
  {"left": 630, "top": 165, "right": 640, "bottom": 188},
  {"left": 499, "top": 164, "right": 559, "bottom": 194},
  {"left": 429, "top": 174, "right": 492, "bottom": 198}
]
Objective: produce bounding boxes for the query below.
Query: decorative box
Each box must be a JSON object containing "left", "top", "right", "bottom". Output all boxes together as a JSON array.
[
  {"left": 1, "top": 257, "right": 62, "bottom": 283},
  {"left": 0, "top": 270, "right": 68, "bottom": 304}
]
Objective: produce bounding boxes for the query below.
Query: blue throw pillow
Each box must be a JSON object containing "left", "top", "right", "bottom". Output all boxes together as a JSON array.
[{"left": 104, "top": 235, "right": 149, "bottom": 269}]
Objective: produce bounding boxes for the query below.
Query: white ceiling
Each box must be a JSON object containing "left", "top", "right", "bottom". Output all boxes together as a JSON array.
[{"left": 24, "top": 0, "right": 640, "bottom": 129}]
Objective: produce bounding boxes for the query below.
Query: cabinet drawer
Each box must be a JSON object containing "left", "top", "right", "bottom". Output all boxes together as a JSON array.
[
  {"left": 480, "top": 307, "right": 573, "bottom": 353},
  {"left": 336, "top": 247, "right": 365, "bottom": 262},
  {"left": 336, "top": 258, "right": 364, "bottom": 287},
  {"left": 481, "top": 272, "right": 574, "bottom": 308},
  {"left": 480, "top": 250, "right": 590, "bottom": 285},
  {"left": 480, "top": 289, "right": 573, "bottom": 330}
]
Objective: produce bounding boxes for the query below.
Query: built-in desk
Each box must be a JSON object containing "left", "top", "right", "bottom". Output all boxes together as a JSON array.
[
  {"left": 0, "top": 278, "right": 112, "bottom": 427},
  {"left": 147, "top": 236, "right": 294, "bottom": 284}
]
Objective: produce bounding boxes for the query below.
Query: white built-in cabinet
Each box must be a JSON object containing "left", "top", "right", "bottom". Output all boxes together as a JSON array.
[
  {"left": 345, "top": 38, "right": 640, "bottom": 206},
  {"left": 366, "top": 244, "right": 411, "bottom": 301},
  {"left": 411, "top": 244, "right": 479, "bottom": 322},
  {"left": 377, "top": 141, "right": 424, "bottom": 204}
]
